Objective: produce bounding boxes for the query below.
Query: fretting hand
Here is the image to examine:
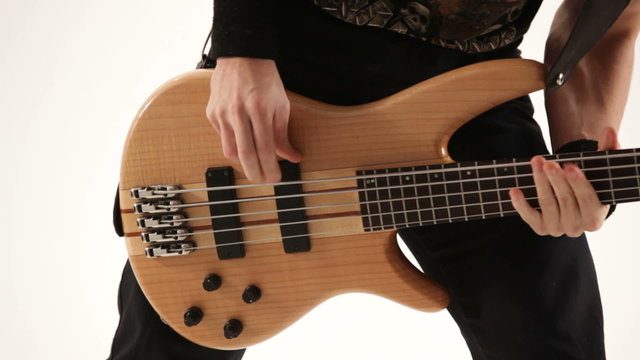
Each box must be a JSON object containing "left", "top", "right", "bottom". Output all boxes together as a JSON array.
[{"left": 509, "top": 127, "right": 620, "bottom": 237}]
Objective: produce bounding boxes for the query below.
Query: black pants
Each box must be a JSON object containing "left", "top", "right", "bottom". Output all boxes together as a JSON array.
[{"left": 108, "top": 4, "right": 604, "bottom": 359}]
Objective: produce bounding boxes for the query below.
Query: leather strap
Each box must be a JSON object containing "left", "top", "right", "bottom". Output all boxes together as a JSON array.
[{"left": 546, "top": 0, "right": 631, "bottom": 89}]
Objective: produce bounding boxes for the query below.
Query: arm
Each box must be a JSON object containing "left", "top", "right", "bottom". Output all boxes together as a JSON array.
[
  {"left": 545, "top": 0, "right": 640, "bottom": 150},
  {"left": 510, "top": 0, "right": 639, "bottom": 237},
  {"left": 206, "top": 1, "right": 301, "bottom": 183}
]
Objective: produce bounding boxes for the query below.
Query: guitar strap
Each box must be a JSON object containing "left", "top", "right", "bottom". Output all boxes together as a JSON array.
[{"left": 546, "top": 0, "right": 631, "bottom": 89}]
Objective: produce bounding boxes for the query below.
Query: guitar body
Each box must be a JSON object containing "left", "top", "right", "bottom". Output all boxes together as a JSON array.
[{"left": 118, "top": 59, "right": 545, "bottom": 349}]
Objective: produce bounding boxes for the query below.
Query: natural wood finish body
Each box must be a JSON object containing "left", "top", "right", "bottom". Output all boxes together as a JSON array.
[{"left": 119, "top": 59, "right": 545, "bottom": 349}]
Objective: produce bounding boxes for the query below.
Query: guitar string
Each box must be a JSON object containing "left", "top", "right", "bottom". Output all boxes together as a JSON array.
[
  {"left": 151, "top": 194, "right": 640, "bottom": 253},
  {"left": 148, "top": 163, "right": 640, "bottom": 212},
  {"left": 148, "top": 150, "right": 639, "bottom": 195},
  {"left": 155, "top": 173, "right": 640, "bottom": 225},
  {"left": 142, "top": 184, "right": 640, "bottom": 239}
]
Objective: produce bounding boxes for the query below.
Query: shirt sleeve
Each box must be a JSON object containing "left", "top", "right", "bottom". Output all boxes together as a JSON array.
[{"left": 210, "top": 0, "right": 279, "bottom": 62}]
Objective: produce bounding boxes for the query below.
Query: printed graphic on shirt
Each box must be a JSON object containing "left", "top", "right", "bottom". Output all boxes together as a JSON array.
[{"left": 311, "top": 0, "right": 530, "bottom": 53}]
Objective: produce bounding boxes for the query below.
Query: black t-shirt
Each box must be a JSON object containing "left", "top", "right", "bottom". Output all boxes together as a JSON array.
[{"left": 209, "top": 0, "right": 541, "bottom": 105}]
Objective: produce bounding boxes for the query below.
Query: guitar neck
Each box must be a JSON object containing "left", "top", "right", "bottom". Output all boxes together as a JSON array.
[{"left": 356, "top": 148, "right": 640, "bottom": 231}]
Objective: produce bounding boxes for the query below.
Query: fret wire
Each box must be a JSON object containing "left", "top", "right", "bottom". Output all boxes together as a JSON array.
[
  {"left": 400, "top": 167, "right": 417, "bottom": 227},
  {"left": 493, "top": 160, "right": 504, "bottom": 217},
  {"left": 427, "top": 167, "right": 437, "bottom": 223},
  {"left": 513, "top": 158, "right": 519, "bottom": 188},
  {"left": 375, "top": 172, "right": 383, "bottom": 229},
  {"left": 399, "top": 169, "right": 406, "bottom": 227},
  {"left": 377, "top": 169, "right": 390, "bottom": 229},
  {"left": 476, "top": 162, "right": 486, "bottom": 219},
  {"left": 512, "top": 158, "right": 520, "bottom": 213},
  {"left": 458, "top": 163, "right": 469, "bottom": 221},
  {"left": 412, "top": 166, "right": 423, "bottom": 226},
  {"left": 385, "top": 168, "right": 396, "bottom": 228},
  {"left": 469, "top": 161, "right": 485, "bottom": 219},
  {"left": 443, "top": 165, "right": 453, "bottom": 223},
  {"left": 606, "top": 150, "right": 615, "bottom": 202},
  {"left": 364, "top": 174, "right": 380, "bottom": 228},
  {"left": 398, "top": 170, "right": 408, "bottom": 227},
  {"left": 361, "top": 171, "right": 373, "bottom": 232},
  {"left": 393, "top": 169, "right": 407, "bottom": 228},
  {"left": 634, "top": 149, "right": 640, "bottom": 200},
  {"left": 637, "top": 149, "right": 640, "bottom": 186}
]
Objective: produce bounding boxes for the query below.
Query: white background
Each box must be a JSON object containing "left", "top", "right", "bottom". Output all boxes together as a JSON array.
[{"left": 0, "top": 1, "right": 638, "bottom": 359}]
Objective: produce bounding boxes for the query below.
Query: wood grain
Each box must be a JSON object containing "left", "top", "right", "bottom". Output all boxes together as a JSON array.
[{"left": 119, "top": 59, "right": 545, "bottom": 349}]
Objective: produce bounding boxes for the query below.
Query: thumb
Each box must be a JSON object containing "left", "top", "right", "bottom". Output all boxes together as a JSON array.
[{"left": 597, "top": 126, "right": 621, "bottom": 151}]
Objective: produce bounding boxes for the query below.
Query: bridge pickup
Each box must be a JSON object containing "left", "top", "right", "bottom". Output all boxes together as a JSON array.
[
  {"left": 145, "top": 241, "right": 195, "bottom": 258},
  {"left": 141, "top": 228, "right": 191, "bottom": 243},
  {"left": 137, "top": 213, "right": 185, "bottom": 229},
  {"left": 134, "top": 199, "right": 183, "bottom": 214},
  {"left": 206, "top": 167, "right": 245, "bottom": 260},
  {"left": 274, "top": 161, "right": 310, "bottom": 253}
]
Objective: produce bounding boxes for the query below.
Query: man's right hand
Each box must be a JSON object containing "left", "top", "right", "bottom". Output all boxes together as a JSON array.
[{"left": 206, "top": 57, "right": 302, "bottom": 183}]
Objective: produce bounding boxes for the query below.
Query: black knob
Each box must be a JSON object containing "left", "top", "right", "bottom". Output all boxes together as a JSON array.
[
  {"left": 224, "top": 319, "right": 243, "bottom": 339},
  {"left": 184, "top": 307, "right": 203, "bottom": 327},
  {"left": 242, "top": 285, "right": 262, "bottom": 304},
  {"left": 203, "top": 273, "right": 222, "bottom": 292}
]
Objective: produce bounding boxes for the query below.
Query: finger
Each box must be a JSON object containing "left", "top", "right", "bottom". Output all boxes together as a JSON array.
[
  {"left": 273, "top": 104, "right": 302, "bottom": 163},
  {"left": 509, "top": 188, "right": 545, "bottom": 235},
  {"left": 545, "top": 161, "right": 583, "bottom": 237},
  {"left": 531, "top": 156, "right": 562, "bottom": 236},
  {"left": 250, "top": 109, "right": 281, "bottom": 183},
  {"left": 205, "top": 87, "right": 221, "bottom": 134},
  {"left": 233, "top": 111, "right": 264, "bottom": 183},
  {"left": 206, "top": 106, "right": 221, "bottom": 134},
  {"left": 564, "top": 163, "right": 608, "bottom": 232},
  {"left": 598, "top": 126, "right": 621, "bottom": 151},
  {"left": 219, "top": 122, "right": 238, "bottom": 163}
]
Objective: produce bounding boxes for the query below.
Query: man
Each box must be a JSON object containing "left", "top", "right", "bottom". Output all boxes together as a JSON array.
[{"left": 109, "top": 1, "right": 640, "bottom": 359}]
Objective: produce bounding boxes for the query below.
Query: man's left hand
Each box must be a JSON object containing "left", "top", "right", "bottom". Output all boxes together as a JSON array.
[{"left": 509, "top": 126, "right": 620, "bottom": 237}]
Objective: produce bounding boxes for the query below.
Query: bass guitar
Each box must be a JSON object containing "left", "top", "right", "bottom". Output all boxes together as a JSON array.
[{"left": 117, "top": 59, "right": 640, "bottom": 349}]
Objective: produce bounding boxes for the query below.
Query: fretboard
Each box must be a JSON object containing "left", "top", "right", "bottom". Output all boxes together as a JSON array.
[{"left": 356, "top": 148, "right": 640, "bottom": 231}]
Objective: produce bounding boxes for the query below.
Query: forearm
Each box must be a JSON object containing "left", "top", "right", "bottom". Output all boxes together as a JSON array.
[{"left": 544, "top": 0, "right": 640, "bottom": 151}]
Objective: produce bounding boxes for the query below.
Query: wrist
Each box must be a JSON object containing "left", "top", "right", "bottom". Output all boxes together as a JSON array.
[
  {"left": 555, "top": 138, "right": 616, "bottom": 219},
  {"left": 554, "top": 138, "right": 598, "bottom": 154}
]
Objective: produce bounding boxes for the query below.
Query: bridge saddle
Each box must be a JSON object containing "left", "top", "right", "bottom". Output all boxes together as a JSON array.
[{"left": 130, "top": 185, "right": 179, "bottom": 200}]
